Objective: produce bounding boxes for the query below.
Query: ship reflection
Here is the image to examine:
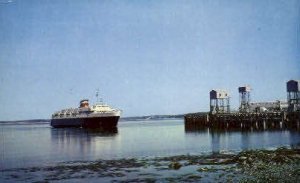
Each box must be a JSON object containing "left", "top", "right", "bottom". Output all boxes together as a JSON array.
[
  {"left": 50, "top": 127, "right": 118, "bottom": 157},
  {"left": 83, "top": 127, "right": 118, "bottom": 136},
  {"left": 51, "top": 127, "right": 118, "bottom": 138}
]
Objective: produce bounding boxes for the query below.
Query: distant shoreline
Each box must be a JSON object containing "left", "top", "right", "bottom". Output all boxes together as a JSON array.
[{"left": 0, "top": 114, "right": 185, "bottom": 123}]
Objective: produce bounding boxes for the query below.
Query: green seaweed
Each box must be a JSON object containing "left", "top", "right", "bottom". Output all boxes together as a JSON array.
[{"left": 2, "top": 147, "right": 300, "bottom": 182}]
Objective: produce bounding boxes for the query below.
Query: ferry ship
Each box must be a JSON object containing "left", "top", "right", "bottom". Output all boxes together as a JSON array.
[{"left": 51, "top": 98, "right": 121, "bottom": 129}]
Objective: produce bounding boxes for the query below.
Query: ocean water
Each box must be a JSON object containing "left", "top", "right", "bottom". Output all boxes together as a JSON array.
[{"left": 1, "top": 119, "right": 300, "bottom": 169}]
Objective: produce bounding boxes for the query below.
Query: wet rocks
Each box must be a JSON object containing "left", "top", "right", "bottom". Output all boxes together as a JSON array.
[
  {"left": 168, "top": 161, "right": 182, "bottom": 170},
  {"left": 2, "top": 147, "right": 300, "bottom": 182}
]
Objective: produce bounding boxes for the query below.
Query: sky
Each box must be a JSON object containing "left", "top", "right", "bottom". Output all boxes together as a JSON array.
[{"left": 0, "top": 0, "right": 299, "bottom": 120}]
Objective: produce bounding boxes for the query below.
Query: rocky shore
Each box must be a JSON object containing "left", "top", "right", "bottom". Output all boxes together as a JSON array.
[{"left": 1, "top": 147, "right": 300, "bottom": 183}]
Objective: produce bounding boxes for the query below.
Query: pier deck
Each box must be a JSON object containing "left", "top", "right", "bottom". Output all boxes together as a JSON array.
[{"left": 185, "top": 111, "right": 300, "bottom": 130}]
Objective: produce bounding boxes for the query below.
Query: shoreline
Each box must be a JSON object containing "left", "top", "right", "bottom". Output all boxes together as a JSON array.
[
  {"left": 2, "top": 147, "right": 300, "bottom": 183},
  {"left": 0, "top": 116, "right": 184, "bottom": 124}
]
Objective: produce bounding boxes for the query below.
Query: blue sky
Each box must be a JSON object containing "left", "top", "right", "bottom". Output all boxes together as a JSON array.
[{"left": 0, "top": 0, "right": 299, "bottom": 120}]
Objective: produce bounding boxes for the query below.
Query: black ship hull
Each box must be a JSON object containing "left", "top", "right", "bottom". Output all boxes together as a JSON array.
[{"left": 51, "top": 116, "right": 119, "bottom": 129}]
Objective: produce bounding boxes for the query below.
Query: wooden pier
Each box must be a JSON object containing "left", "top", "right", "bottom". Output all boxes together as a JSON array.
[
  {"left": 185, "top": 80, "right": 300, "bottom": 131},
  {"left": 184, "top": 111, "right": 300, "bottom": 130}
]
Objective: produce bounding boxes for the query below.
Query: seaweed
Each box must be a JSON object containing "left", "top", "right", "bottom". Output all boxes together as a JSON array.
[{"left": 1, "top": 147, "right": 300, "bottom": 182}]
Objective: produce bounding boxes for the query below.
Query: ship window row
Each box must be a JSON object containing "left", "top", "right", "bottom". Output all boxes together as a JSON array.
[{"left": 53, "top": 113, "right": 79, "bottom": 117}]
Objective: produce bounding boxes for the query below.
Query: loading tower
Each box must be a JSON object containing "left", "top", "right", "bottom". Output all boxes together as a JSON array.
[
  {"left": 210, "top": 89, "right": 230, "bottom": 114},
  {"left": 287, "top": 80, "right": 300, "bottom": 112},
  {"left": 238, "top": 85, "right": 251, "bottom": 113}
]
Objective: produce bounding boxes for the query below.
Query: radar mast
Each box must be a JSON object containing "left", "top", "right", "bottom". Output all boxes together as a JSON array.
[{"left": 96, "top": 89, "right": 103, "bottom": 104}]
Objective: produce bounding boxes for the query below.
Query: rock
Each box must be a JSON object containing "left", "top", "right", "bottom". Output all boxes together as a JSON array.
[
  {"left": 168, "top": 162, "right": 182, "bottom": 170},
  {"left": 197, "top": 167, "right": 209, "bottom": 172},
  {"left": 239, "top": 156, "right": 247, "bottom": 160}
]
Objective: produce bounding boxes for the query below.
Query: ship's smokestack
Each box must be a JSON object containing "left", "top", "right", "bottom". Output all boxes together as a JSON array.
[{"left": 79, "top": 99, "right": 89, "bottom": 108}]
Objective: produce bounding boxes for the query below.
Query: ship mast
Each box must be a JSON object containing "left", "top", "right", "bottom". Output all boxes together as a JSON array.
[{"left": 96, "top": 89, "right": 103, "bottom": 104}]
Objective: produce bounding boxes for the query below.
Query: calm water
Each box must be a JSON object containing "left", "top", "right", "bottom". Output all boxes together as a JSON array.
[{"left": 1, "top": 119, "right": 300, "bottom": 169}]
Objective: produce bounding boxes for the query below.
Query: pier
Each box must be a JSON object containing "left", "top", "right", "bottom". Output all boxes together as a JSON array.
[
  {"left": 185, "top": 111, "right": 300, "bottom": 131},
  {"left": 185, "top": 80, "right": 300, "bottom": 130}
]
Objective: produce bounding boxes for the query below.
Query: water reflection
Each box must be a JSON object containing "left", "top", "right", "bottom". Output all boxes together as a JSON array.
[
  {"left": 83, "top": 128, "right": 118, "bottom": 136},
  {"left": 289, "top": 130, "right": 300, "bottom": 148},
  {"left": 185, "top": 125, "right": 300, "bottom": 153},
  {"left": 2, "top": 120, "right": 300, "bottom": 170},
  {"left": 51, "top": 127, "right": 118, "bottom": 139},
  {"left": 210, "top": 129, "right": 221, "bottom": 153},
  {"left": 50, "top": 128, "right": 118, "bottom": 157}
]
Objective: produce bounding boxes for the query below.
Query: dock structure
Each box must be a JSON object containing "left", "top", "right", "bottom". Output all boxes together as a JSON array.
[
  {"left": 209, "top": 89, "right": 230, "bottom": 114},
  {"left": 185, "top": 111, "right": 289, "bottom": 130},
  {"left": 185, "top": 80, "right": 300, "bottom": 130},
  {"left": 287, "top": 80, "right": 300, "bottom": 112},
  {"left": 239, "top": 85, "right": 251, "bottom": 113}
]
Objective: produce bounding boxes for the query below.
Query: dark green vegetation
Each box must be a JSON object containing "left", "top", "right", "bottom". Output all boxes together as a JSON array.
[
  {"left": 0, "top": 115, "right": 184, "bottom": 124},
  {"left": 0, "top": 119, "right": 50, "bottom": 124},
  {"left": 1, "top": 147, "right": 300, "bottom": 182},
  {"left": 120, "top": 114, "right": 184, "bottom": 121},
  {"left": 238, "top": 147, "right": 300, "bottom": 183}
]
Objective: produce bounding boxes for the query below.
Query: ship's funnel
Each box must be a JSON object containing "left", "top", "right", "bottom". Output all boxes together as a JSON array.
[{"left": 79, "top": 99, "right": 89, "bottom": 108}]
